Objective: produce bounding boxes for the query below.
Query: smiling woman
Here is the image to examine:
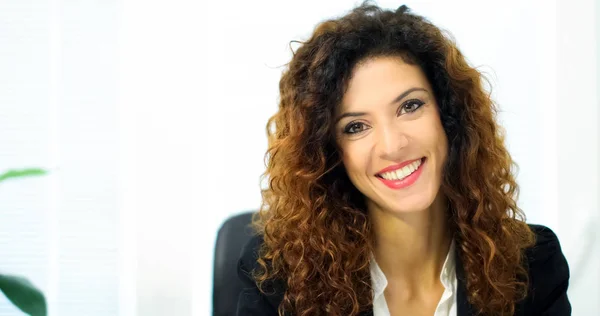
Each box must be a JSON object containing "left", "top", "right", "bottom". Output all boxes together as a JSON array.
[
  {"left": 335, "top": 58, "right": 447, "bottom": 214},
  {"left": 235, "top": 3, "right": 571, "bottom": 316}
]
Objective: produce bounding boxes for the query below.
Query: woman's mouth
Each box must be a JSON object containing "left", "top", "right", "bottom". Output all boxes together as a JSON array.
[{"left": 375, "top": 157, "right": 426, "bottom": 189}]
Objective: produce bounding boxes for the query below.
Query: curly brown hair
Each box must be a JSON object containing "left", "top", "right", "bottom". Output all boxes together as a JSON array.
[{"left": 251, "top": 2, "right": 535, "bottom": 315}]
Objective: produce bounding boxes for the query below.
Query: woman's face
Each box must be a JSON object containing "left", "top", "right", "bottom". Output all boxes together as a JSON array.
[{"left": 334, "top": 56, "right": 448, "bottom": 215}]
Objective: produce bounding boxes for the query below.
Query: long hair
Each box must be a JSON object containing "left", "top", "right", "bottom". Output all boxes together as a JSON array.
[{"left": 251, "top": 3, "right": 535, "bottom": 315}]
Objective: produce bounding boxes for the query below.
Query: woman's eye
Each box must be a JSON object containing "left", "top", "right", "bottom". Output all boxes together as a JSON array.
[
  {"left": 343, "top": 122, "right": 367, "bottom": 134},
  {"left": 398, "top": 99, "right": 424, "bottom": 115}
]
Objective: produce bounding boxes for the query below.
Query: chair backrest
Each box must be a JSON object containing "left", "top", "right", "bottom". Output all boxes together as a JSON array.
[{"left": 213, "top": 211, "right": 256, "bottom": 316}]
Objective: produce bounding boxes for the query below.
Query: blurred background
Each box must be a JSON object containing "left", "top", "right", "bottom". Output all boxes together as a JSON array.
[{"left": 0, "top": 0, "right": 598, "bottom": 315}]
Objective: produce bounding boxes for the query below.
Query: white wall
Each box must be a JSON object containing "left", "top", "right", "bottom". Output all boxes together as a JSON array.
[
  {"left": 0, "top": 0, "right": 597, "bottom": 315},
  {"left": 0, "top": 1, "right": 120, "bottom": 316},
  {"left": 554, "top": 0, "right": 599, "bottom": 313}
]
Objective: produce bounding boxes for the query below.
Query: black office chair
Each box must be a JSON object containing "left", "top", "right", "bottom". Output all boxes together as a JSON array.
[{"left": 213, "top": 211, "right": 256, "bottom": 316}]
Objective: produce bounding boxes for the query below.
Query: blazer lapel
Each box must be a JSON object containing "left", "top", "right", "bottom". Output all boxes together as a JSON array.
[{"left": 455, "top": 245, "right": 476, "bottom": 316}]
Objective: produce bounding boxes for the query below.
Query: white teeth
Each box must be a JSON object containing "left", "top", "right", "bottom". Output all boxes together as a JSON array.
[
  {"left": 379, "top": 159, "right": 422, "bottom": 181},
  {"left": 396, "top": 169, "right": 405, "bottom": 179}
]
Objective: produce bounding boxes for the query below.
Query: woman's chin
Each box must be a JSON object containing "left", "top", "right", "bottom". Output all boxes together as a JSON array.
[{"left": 384, "top": 195, "right": 435, "bottom": 215}]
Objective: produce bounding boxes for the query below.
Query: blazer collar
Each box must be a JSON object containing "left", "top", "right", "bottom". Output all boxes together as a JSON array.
[{"left": 454, "top": 244, "right": 476, "bottom": 316}]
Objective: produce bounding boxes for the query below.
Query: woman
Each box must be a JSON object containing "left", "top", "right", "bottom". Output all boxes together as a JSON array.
[{"left": 236, "top": 3, "right": 571, "bottom": 316}]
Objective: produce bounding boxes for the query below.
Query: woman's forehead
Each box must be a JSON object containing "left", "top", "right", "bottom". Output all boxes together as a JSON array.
[{"left": 339, "top": 57, "right": 431, "bottom": 112}]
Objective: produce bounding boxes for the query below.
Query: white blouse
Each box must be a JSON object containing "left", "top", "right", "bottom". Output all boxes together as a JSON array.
[{"left": 370, "top": 240, "right": 458, "bottom": 316}]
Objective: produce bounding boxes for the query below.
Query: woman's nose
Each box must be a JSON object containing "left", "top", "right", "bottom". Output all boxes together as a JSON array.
[{"left": 376, "top": 125, "right": 408, "bottom": 160}]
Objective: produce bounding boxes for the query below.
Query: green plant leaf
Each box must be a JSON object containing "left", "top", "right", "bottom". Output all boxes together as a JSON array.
[
  {"left": 0, "top": 169, "right": 48, "bottom": 183},
  {"left": 0, "top": 274, "right": 47, "bottom": 316}
]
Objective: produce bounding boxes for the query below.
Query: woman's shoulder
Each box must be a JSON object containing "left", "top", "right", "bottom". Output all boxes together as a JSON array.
[
  {"left": 525, "top": 224, "right": 569, "bottom": 274},
  {"left": 239, "top": 234, "right": 264, "bottom": 269},
  {"left": 527, "top": 224, "right": 566, "bottom": 256},
  {"left": 519, "top": 224, "right": 571, "bottom": 315}
]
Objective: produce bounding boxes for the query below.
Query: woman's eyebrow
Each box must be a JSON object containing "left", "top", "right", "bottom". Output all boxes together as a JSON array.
[
  {"left": 335, "top": 87, "right": 428, "bottom": 124},
  {"left": 335, "top": 111, "right": 367, "bottom": 124},
  {"left": 388, "top": 87, "right": 428, "bottom": 105}
]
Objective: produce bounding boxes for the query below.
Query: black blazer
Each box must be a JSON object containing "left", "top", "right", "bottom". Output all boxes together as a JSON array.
[{"left": 236, "top": 224, "right": 571, "bottom": 315}]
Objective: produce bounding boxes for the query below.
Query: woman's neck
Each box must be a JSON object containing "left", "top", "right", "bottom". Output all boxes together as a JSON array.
[{"left": 368, "top": 193, "right": 452, "bottom": 288}]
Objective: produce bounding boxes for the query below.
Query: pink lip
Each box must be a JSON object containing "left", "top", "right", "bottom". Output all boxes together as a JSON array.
[
  {"left": 376, "top": 158, "right": 425, "bottom": 190},
  {"left": 375, "top": 158, "right": 424, "bottom": 175}
]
